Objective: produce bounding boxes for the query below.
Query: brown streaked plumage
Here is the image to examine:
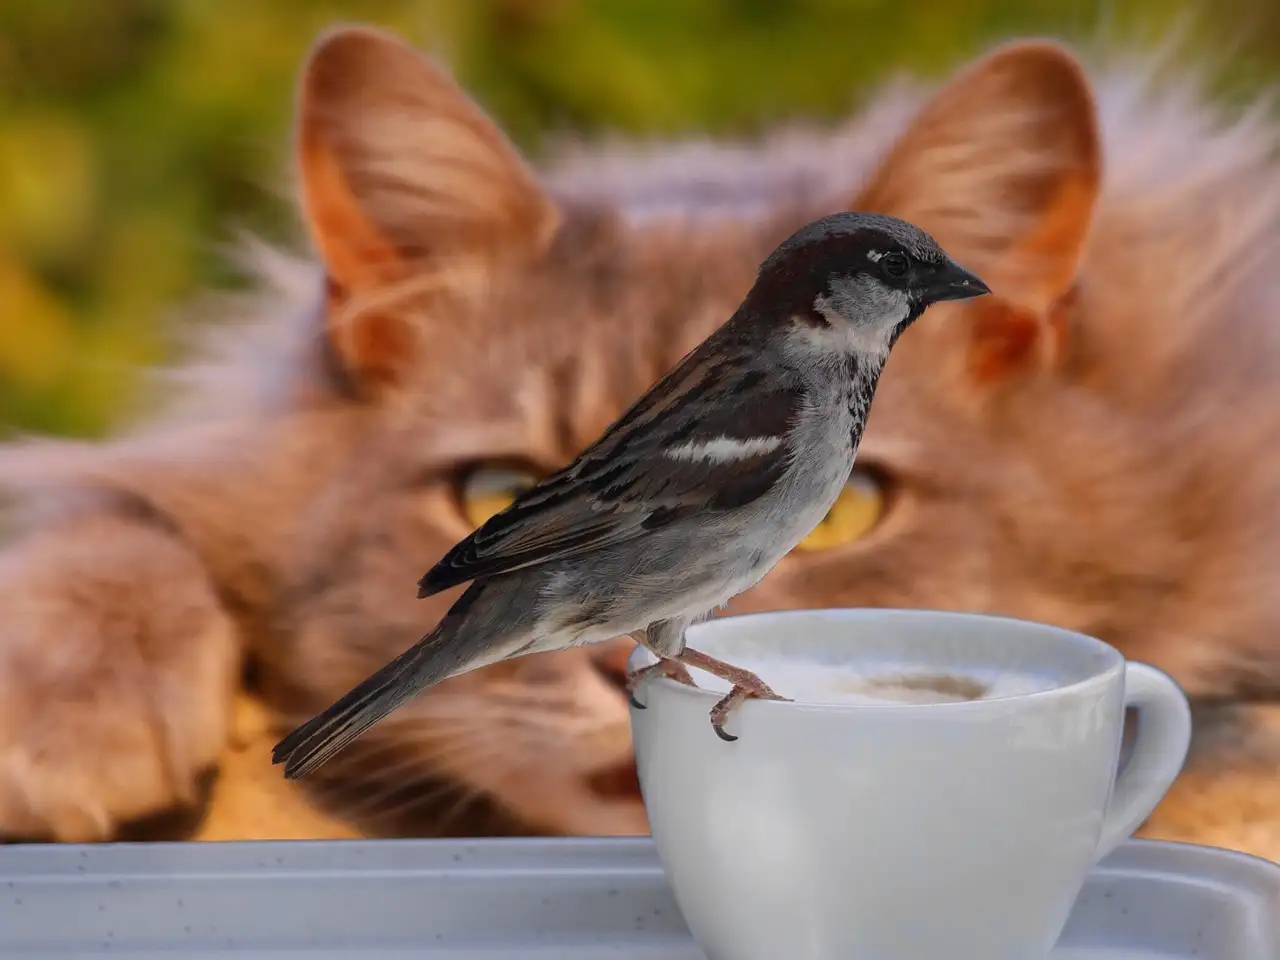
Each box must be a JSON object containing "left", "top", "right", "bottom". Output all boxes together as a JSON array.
[{"left": 271, "top": 212, "right": 988, "bottom": 774}]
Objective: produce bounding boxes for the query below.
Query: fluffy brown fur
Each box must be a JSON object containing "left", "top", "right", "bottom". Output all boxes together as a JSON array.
[{"left": 1, "top": 26, "right": 1279, "bottom": 855}]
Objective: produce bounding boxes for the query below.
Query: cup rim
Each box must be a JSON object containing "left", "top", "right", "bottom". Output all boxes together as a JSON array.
[{"left": 626, "top": 607, "right": 1125, "bottom": 714}]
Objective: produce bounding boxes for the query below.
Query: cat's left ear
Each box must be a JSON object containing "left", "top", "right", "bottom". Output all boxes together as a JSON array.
[
  {"left": 294, "top": 25, "right": 560, "bottom": 392},
  {"left": 853, "top": 40, "right": 1101, "bottom": 382}
]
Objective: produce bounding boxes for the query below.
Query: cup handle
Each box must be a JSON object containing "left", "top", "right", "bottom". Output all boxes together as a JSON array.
[{"left": 1095, "top": 661, "right": 1193, "bottom": 858}]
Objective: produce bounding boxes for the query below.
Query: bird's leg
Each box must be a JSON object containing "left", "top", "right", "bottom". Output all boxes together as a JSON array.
[
  {"left": 625, "top": 659, "right": 697, "bottom": 709},
  {"left": 675, "top": 647, "right": 791, "bottom": 742},
  {"left": 626, "top": 618, "right": 697, "bottom": 709}
]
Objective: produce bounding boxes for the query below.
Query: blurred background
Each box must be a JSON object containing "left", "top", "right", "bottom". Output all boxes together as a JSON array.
[{"left": 0, "top": 0, "right": 1275, "bottom": 439}]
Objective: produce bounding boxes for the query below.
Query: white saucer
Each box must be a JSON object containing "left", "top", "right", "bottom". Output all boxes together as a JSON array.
[{"left": 0, "top": 836, "right": 1274, "bottom": 956}]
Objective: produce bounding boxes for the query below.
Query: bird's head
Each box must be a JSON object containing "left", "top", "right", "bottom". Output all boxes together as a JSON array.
[{"left": 751, "top": 211, "right": 990, "bottom": 358}]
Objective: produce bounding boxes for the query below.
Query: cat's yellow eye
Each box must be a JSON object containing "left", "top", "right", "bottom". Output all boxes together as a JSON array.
[
  {"left": 791, "top": 468, "right": 886, "bottom": 552},
  {"left": 458, "top": 465, "right": 539, "bottom": 528}
]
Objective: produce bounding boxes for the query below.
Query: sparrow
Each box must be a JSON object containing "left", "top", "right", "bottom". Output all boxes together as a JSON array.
[{"left": 273, "top": 211, "right": 989, "bottom": 778}]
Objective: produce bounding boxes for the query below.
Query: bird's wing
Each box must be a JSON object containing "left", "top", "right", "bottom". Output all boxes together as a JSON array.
[{"left": 418, "top": 344, "right": 806, "bottom": 597}]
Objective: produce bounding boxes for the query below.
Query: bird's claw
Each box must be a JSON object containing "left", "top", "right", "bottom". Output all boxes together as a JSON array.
[
  {"left": 708, "top": 680, "right": 790, "bottom": 743},
  {"left": 713, "top": 721, "right": 738, "bottom": 743},
  {"left": 625, "top": 658, "right": 697, "bottom": 709},
  {"left": 626, "top": 657, "right": 789, "bottom": 741}
]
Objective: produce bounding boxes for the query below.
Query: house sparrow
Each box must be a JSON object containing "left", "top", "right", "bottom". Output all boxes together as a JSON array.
[{"left": 273, "top": 211, "right": 989, "bottom": 777}]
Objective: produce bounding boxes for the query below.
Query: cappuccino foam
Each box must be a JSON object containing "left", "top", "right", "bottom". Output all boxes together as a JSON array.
[{"left": 684, "top": 657, "right": 1057, "bottom": 706}]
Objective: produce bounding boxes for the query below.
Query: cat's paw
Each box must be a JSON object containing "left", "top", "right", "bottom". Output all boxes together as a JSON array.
[{"left": 0, "top": 515, "right": 240, "bottom": 841}]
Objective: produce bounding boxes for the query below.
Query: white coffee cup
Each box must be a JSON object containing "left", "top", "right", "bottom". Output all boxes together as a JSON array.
[{"left": 627, "top": 608, "right": 1192, "bottom": 960}]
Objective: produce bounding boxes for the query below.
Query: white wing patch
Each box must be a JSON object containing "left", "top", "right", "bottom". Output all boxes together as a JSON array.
[{"left": 665, "top": 436, "right": 782, "bottom": 464}]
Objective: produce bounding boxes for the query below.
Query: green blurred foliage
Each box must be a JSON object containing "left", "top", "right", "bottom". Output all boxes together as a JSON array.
[{"left": 0, "top": 0, "right": 1275, "bottom": 437}]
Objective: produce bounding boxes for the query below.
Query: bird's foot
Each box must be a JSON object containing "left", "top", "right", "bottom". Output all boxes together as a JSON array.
[
  {"left": 626, "top": 658, "right": 697, "bottom": 710},
  {"left": 707, "top": 678, "right": 789, "bottom": 742},
  {"left": 678, "top": 647, "right": 791, "bottom": 742}
]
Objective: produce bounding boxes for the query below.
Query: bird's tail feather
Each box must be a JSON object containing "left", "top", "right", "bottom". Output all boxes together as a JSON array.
[{"left": 271, "top": 625, "right": 460, "bottom": 780}]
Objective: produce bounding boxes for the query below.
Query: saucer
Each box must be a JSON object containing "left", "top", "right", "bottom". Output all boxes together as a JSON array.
[{"left": 0, "top": 836, "right": 1274, "bottom": 956}]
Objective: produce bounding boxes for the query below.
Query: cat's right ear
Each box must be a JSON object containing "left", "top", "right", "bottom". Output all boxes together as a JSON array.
[{"left": 295, "top": 25, "right": 560, "bottom": 390}]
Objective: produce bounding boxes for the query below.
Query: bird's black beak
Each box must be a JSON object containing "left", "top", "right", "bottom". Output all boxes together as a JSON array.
[{"left": 920, "top": 259, "right": 991, "bottom": 303}]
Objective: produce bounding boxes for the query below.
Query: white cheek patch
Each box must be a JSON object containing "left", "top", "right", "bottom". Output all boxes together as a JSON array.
[
  {"left": 665, "top": 436, "right": 782, "bottom": 464},
  {"left": 821, "top": 274, "right": 911, "bottom": 326},
  {"left": 805, "top": 274, "right": 912, "bottom": 357}
]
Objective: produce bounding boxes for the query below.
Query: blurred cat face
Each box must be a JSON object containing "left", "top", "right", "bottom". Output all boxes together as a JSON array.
[{"left": 276, "top": 28, "right": 1280, "bottom": 835}]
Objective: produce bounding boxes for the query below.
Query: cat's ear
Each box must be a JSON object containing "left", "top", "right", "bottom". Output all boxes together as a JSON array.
[
  {"left": 295, "top": 25, "right": 559, "bottom": 389},
  {"left": 854, "top": 41, "right": 1100, "bottom": 382}
]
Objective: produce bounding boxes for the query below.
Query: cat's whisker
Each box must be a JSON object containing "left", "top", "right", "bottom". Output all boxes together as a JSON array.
[
  {"left": 485, "top": 690, "right": 582, "bottom": 709},
  {"left": 433, "top": 783, "right": 489, "bottom": 834},
  {"left": 324, "top": 775, "right": 463, "bottom": 822},
  {"left": 384, "top": 728, "right": 532, "bottom": 776},
  {"left": 309, "top": 748, "right": 485, "bottom": 803},
  {"left": 333, "top": 741, "right": 530, "bottom": 825}
]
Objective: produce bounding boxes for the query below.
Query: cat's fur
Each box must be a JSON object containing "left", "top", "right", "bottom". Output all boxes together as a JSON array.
[{"left": 1, "top": 26, "right": 1279, "bottom": 855}]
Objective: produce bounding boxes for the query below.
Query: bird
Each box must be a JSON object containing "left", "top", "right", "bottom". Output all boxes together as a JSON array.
[{"left": 272, "top": 211, "right": 990, "bottom": 778}]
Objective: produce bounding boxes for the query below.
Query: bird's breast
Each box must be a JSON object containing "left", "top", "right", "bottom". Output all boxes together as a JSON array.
[{"left": 747, "top": 392, "right": 857, "bottom": 566}]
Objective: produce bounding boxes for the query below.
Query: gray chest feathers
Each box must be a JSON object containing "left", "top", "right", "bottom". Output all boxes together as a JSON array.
[{"left": 768, "top": 374, "right": 859, "bottom": 550}]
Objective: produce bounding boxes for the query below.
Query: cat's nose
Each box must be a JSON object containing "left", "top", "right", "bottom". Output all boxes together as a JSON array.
[{"left": 591, "top": 637, "right": 638, "bottom": 693}]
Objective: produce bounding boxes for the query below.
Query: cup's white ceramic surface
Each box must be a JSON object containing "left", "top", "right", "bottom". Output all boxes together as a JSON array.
[{"left": 627, "top": 608, "right": 1192, "bottom": 960}]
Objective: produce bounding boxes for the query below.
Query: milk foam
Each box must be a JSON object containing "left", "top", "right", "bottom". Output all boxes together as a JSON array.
[{"left": 685, "top": 657, "right": 1058, "bottom": 706}]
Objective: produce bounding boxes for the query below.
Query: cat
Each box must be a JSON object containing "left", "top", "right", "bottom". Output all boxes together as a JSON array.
[{"left": 1, "top": 24, "right": 1279, "bottom": 857}]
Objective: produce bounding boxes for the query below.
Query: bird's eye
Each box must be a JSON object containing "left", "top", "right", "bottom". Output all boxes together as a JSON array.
[
  {"left": 791, "top": 466, "right": 888, "bottom": 552},
  {"left": 455, "top": 464, "right": 540, "bottom": 528},
  {"left": 881, "top": 252, "right": 910, "bottom": 279}
]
